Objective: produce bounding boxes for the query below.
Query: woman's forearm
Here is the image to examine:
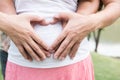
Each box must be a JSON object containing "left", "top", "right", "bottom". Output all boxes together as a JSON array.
[
  {"left": 0, "top": 0, "right": 16, "bottom": 33},
  {"left": 77, "top": 0, "right": 99, "bottom": 14},
  {"left": 0, "top": 12, "right": 13, "bottom": 33},
  {"left": 0, "top": 0, "right": 16, "bottom": 14},
  {"left": 0, "top": 12, "right": 9, "bottom": 32},
  {"left": 94, "top": 0, "right": 120, "bottom": 29}
]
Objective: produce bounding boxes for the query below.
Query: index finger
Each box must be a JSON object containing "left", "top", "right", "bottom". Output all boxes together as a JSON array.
[
  {"left": 31, "top": 32, "right": 49, "bottom": 50},
  {"left": 50, "top": 31, "right": 67, "bottom": 51}
]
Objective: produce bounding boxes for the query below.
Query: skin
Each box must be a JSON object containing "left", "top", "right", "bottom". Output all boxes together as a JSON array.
[
  {"left": 0, "top": 0, "right": 50, "bottom": 61},
  {"left": 0, "top": 0, "right": 16, "bottom": 52},
  {"left": 0, "top": 0, "right": 99, "bottom": 61},
  {"left": 77, "top": 0, "right": 99, "bottom": 14},
  {"left": 50, "top": 0, "right": 100, "bottom": 60},
  {"left": 1, "top": 0, "right": 120, "bottom": 61},
  {"left": 50, "top": 0, "right": 120, "bottom": 60}
]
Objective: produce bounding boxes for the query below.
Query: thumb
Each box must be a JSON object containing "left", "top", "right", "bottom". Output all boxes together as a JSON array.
[
  {"left": 55, "top": 12, "right": 73, "bottom": 21},
  {"left": 23, "top": 14, "right": 49, "bottom": 25},
  {"left": 24, "top": 14, "right": 44, "bottom": 21},
  {"left": 50, "top": 12, "right": 73, "bottom": 24}
]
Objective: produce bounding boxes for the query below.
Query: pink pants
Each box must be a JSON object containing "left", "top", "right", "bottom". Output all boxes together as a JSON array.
[{"left": 5, "top": 55, "right": 94, "bottom": 80}]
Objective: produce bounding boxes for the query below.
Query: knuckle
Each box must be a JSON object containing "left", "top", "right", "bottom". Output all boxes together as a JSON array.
[
  {"left": 40, "top": 41, "right": 44, "bottom": 45},
  {"left": 68, "top": 46, "right": 71, "bottom": 49},
  {"left": 64, "top": 30, "right": 69, "bottom": 34},
  {"left": 71, "top": 32, "right": 78, "bottom": 37},
  {"left": 34, "top": 46, "right": 40, "bottom": 51},
  {"left": 22, "top": 34, "right": 31, "bottom": 41},
  {"left": 13, "top": 40, "right": 21, "bottom": 45},
  {"left": 61, "top": 45, "right": 66, "bottom": 49},
  {"left": 25, "top": 30, "right": 32, "bottom": 36},
  {"left": 38, "top": 40, "right": 43, "bottom": 45},
  {"left": 67, "top": 29, "right": 73, "bottom": 34},
  {"left": 28, "top": 50, "right": 33, "bottom": 54},
  {"left": 67, "top": 28, "right": 78, "bottom": 35}
]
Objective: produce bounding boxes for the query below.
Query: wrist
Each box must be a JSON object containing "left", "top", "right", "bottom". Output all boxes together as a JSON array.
[
  {"left": 89, "top": 13, "right": 105, "bottom": 30},
  {"left": 0, "top": 13, "right": 9, "bottom": 32},
  {"left": 0, "top": 13, "right": 15, "bottom": 35}
]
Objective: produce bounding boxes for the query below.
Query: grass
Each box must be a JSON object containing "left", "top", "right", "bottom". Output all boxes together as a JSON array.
[
  {"left": 0, "top": 65, "right": 3, "bottom": 80},
  {"left": 92, "top": 53, "right": 120, "bottom": 80},
  {"left": 0, "top": 72, "right": 3, "bottom": 80},
  {"left": 0, "top": 53, "right": 120, "bottom": 80}
]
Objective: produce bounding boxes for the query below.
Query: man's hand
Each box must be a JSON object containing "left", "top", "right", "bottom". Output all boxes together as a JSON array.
[
  {"left": 50, "top": 12, "right": 98, "bottom": 60},
  {"left": 4, "top": 14, "right": 50, "bottom": 61}
]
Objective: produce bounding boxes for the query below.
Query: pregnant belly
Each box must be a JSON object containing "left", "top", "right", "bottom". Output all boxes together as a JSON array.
[{"left": 34, "top": 22, "right": 63, "bottom": 47}]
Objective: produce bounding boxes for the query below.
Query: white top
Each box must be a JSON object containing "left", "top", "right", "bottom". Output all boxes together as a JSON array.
[{"left": 8, "top": 0, "right": 90, "bottom": 68}]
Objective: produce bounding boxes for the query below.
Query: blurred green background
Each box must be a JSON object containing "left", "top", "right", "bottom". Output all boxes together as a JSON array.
[
  {"left": 100, "top": 18, "right": 120, "bottom": 43},
  {"left": 0, "top": 19, "right": 120, "bottom": 80}
]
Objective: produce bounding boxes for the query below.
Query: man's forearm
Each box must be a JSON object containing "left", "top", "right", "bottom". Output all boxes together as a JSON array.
[
  {"left": 77, "top": 0, "right": 99, "bottom": 15},
  {"left": 94, "top": 0, "right": 120, "bottom": 29}
]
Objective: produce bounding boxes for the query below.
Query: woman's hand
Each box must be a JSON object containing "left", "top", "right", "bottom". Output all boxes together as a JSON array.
[
  {"left": 3, "top": 14, "right": 50, "bottom": 61},
  {"left": 50, "top": 12, "right": 99, "bottom": 60}
]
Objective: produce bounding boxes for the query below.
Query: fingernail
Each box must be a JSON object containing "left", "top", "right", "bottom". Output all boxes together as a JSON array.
[
  {"left": 54, "top": 55, "right": 58, "bottom": 59},
  {"left": 47, "top": 54, "right": 51, "bottom": 57},
  {"left": 41, "top": 58, "right": 45, "bottom": 61},
  {"left": 43, "top": 56, "right": 46, "bottom": 59},
  {"left": 37, "top": 58, "right": 41, "bottom": 61},
  {"left": 27, "top": 58, "right": 32, "bottom": 62},
  {"left": 71, "top": 57, "right": 74, "bottom": 60},
  {"left": 29, "top": 60, "right": 32, "bottom": 62},
  {"left": 29, "top": 59, "right": 32, "bottom": 62},
  {"left": 59, "top": 57, "right": 65, "bottom": 61},
  {"left": 25, "top": 56, "right": 28, "bottom": 60}
]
